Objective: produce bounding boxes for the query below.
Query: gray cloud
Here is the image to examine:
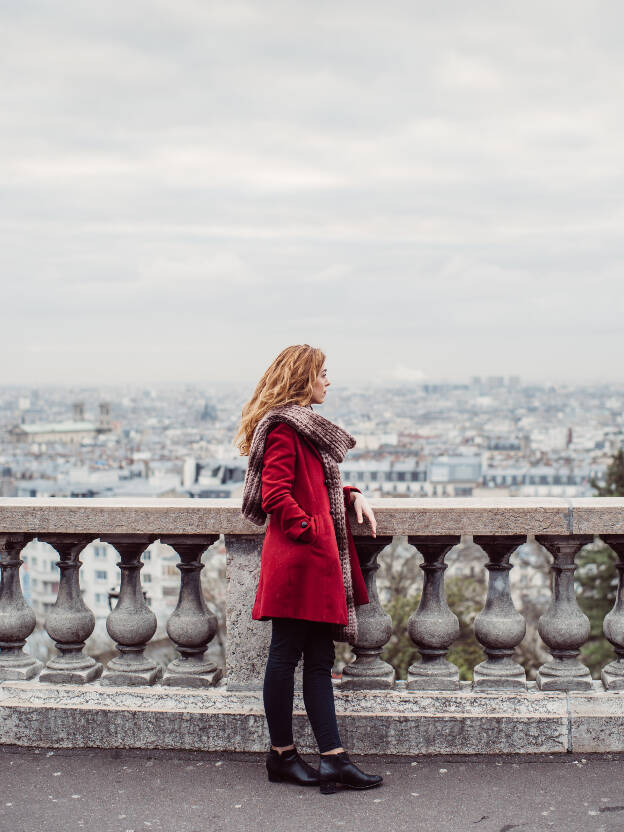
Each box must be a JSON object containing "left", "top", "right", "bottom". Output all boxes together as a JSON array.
[{"left": 2, "top": 0, "right": 623, "bottom": 385}]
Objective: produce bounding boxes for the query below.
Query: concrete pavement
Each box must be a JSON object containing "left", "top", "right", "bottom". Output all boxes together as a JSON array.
[{"left": 1, "top": 747, "right": 624, "bottom": 832}]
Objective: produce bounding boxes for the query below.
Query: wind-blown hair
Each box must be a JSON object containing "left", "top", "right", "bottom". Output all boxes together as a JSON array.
[{"left": 235, "top": 344, "right": 325, "bottom": 456}]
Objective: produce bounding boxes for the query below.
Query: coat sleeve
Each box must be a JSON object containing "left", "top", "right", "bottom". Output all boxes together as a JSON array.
[{"left": 261, "top": 423, "right": 315, "bottom": 542}]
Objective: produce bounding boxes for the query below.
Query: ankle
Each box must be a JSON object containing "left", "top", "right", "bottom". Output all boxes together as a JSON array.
[
  {"left": 321, "top": 747, "right": 345, "bottom": 755},
  {"left": 272, "top": 744, "right": 295, "bottom": 755}
]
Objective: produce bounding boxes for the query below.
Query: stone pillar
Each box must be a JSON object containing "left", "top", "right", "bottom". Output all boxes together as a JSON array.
[
  {"left": 0, "top": 534, "right": 42, "bottom": 681},
  {"left": 224, "top": 533, "right": 268, "bottom": 690},
  {"left": 341, "top": 536, "right": 394, "bottom": 690},
  {"left": 100, "top": 535, "right": 162, "bottom": 686},
  {"left": 160, "top": 535, "right": 223, "bottom": 688},
  {"left": 472, "top": 535, "right": 527, "bottom": 690},
  {"left": 535, "top": 535, "right": 593, "bottom": 691},
  {"left": 406, "top": 536, "right": 461, "bottom": 691},
  {"left": 599, "top": 535, "right": 624, "bottom": 690},
  {"left": 39, "top": 535, "right": 102, "bottom": 684}
]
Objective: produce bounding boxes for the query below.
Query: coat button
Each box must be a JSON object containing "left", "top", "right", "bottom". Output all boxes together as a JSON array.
[
  {"left": 300, "top": 520, "right": 308, "bottom": 528},
  {"left": 324, "top": 479, "right": 329, "bottom": 485}
]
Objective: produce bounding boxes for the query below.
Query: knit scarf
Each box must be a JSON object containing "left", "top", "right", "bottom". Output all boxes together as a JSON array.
[{"left": 241, "top": 403, "right": 358, "bottom": 644}]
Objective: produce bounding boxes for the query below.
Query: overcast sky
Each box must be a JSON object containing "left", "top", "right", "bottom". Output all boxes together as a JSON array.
[{"left": 2, "top": 1, "right": 623, "bottom": 388}]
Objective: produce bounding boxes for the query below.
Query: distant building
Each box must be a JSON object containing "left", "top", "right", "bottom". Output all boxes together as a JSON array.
[
  {"left": 340, "top": 458, "right": 427, "bottom": 496},
  {"left": 340, "top": 456, "right": 482, "bottom": 497},
  {"left": 185, "top": 459, "right": 247, "bottom": 498},
  {"left": 427, "top": 455, "right": 482, "bottom": 497},
  {"left": 8, "top": 401, "right": 113, "bottom": 445},
  {"left": 480, "top": 463, "right": 604, "bottom": 497},
  {"left": 22, "top": 539, "right": 181, "bottom": 626}
]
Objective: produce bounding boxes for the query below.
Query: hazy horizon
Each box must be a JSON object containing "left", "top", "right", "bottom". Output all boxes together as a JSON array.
[
  {"left": 2, "top": 374, "right": 624, "bottom": 393},
  {"left": 4, "top": 2, "right": 623, "bottom": 386}
]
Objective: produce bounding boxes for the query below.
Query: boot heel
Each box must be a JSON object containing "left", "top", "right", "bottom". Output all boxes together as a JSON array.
[
  {"left": 320, "top": 780, "right": 337, "bottom": 795},
  {"left": 267, "top": 771, "right": 282, "bottom": 783}
]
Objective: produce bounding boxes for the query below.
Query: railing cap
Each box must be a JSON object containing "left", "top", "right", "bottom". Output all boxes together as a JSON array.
[{"left": 1, "top": 497, "right": 623, "bottom": 536}]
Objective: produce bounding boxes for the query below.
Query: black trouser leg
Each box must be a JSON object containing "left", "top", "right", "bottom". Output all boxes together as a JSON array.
[
  {"left": 263, "top": 617, "right": 342, "bottom": 753},
  {"left": 263, "top": 617, "right": 306, "bottom": 747},
  {"left": 302, "top": 621, "right": 342, "bottom": 753}
]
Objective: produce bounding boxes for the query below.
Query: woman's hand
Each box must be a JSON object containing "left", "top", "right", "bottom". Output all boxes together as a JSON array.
[{"left": 350, "top": 491, "right": 377, "bottom": 537}]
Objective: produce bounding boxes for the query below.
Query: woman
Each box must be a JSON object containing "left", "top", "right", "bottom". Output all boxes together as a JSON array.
[{"left": 236, "top": 344, "right": 383, "bottom": 795}]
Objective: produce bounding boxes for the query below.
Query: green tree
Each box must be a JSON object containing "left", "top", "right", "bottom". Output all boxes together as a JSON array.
[
  {"left": 381, "top": 573, "right": 486, "bottom": 681},
  {"left": 591, "top": 448, "right": 624, "bottom": 496},
  {"left": 578, "top": 448, "right": 624, "bottom": 676},
  {"left": 576, "top": 539, "right": 618, "bottom": 677},
  {"left": 445, "top": 574, "right": 486, "bottom": 681},
  {"left": 381, "top": 593, "right": 419, "bottom": 680}
]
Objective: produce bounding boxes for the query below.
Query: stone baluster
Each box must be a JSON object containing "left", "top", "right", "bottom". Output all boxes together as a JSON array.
[
  {"left": 406, "top": 536, "right": 461, "bottom": 690},
  {"left": 0, "top": 534, "right": 42, "bottom": 680},
  {"left": 534, "top": 535, "right": 593, "bottom": 690},
  {"left": 599, "top": 535, "right": 624, "bottom": 690},
  {"left": 341, "top": 536, "right": 394, "bottom": 690},
  {"left": 100, "top": 535, "right": 162, "bottom": 686},
  {"left": 39, "top": 535, "right": 102, "bottom": 683},
  {"left": 472, "top": 535, "right": 527, "bottom": 690},
  {"left": 160, "top": 535, "right": 223, "bottom": 687}
]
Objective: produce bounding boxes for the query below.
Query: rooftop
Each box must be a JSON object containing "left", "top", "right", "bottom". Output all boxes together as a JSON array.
[{"left": 11, "top": 421, "right": 100, "bottom": 434}]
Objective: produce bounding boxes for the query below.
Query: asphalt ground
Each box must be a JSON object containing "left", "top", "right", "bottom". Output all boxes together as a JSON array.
[{"left": 1, "top": 747, "right": 624, "bottom": 832}]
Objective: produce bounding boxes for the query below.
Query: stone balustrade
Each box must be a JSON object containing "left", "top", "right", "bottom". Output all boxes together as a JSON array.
[{"left": 0, "top": 496, "right": 624, "bottom": 755}]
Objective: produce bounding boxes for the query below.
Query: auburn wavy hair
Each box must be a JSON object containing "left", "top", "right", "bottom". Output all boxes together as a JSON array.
[{"left": 235, "top": 344, "right": 326, "bottom": 456}]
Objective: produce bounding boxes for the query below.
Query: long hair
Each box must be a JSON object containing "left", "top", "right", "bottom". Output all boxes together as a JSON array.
[{"left": 235, "top": 344, "right": 326, "bottom": 456}]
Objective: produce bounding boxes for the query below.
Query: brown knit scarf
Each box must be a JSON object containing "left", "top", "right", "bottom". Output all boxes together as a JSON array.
[{"left": 241, "top": 403, "right": 358, "bottom": 644}]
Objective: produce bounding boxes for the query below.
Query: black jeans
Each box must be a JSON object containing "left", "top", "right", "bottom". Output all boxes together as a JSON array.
[{"left": 263, "top": 616, "right": 342, "bottom": 754}]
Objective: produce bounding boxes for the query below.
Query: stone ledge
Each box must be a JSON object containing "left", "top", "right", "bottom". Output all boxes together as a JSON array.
[
  {"left": 0, "top": 497, "right": 624, "bottom": 538},
  {"left": 1, "top": 496, "right": 624, "bottom": 536},
  {"left": 1, "top": 680, "right": 621, "bottom": 755}
]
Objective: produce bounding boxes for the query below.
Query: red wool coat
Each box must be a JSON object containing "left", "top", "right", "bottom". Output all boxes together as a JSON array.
[{"left": 251, "top": 422, "right": 369, "bottom": 625}]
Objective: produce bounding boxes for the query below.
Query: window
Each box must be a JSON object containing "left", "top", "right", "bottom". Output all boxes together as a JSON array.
[
  {"left": 31, "top": 578, "right": 38, "bottom": 588},
  {"left": 95, "top": 593, "right": 107, "bottom": 604},
  {"left": 31, "top": 557, "right": 38, "bottom": 567},
  {"left": 143, "top": 574, "right": 152, "bottom": 583},
  {"left": 143, "top": 550, "right": 151, "bottom": 561},
  {"left": 163, "top": 564, "right": 178, "bottom": 577},
  {"left": 95, "top": 570, "right": 108, "bottom": 581},
  {"left": 50, "top": 561, "right": 58, "bottom": 572},
  {"left": 94, "top": 545, "right": 107, "bottom": 559}
]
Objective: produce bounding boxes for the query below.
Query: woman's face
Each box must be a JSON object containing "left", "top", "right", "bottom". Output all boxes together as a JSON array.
[{"left": 310, "top": 363, "right": 330, "bottom": 404}]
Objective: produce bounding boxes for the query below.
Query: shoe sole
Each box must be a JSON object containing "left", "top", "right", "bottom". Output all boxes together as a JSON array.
[{"left": 320, "top": 780, "right": 383, "bottom": 794}]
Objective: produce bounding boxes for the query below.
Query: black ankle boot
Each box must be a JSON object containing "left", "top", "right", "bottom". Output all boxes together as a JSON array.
[
  {"left": 318, "top": 751, "right": 383, "bottom": 795},
  {"left": 266, "top": 747, "right": 320, "bottom": 786}
]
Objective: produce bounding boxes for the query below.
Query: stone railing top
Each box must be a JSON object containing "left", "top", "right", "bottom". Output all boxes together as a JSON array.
[{"left": 0, "top": 497, "right": 623, "bottom": 536}]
